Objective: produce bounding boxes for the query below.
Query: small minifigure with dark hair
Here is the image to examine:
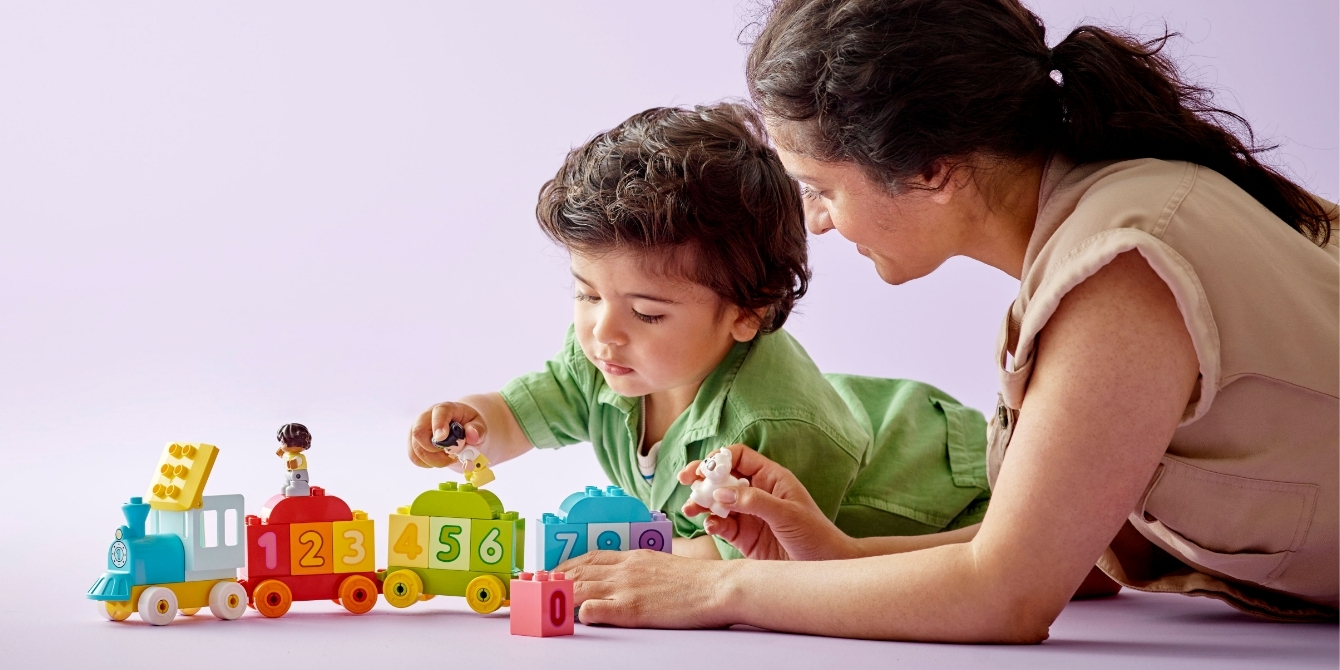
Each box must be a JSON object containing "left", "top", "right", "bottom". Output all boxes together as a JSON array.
[{"left": 276, "top": 423, "right": 312, "bottom": 497}]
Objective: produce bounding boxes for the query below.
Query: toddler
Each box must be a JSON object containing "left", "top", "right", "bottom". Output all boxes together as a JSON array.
[{"left": 408, "top": 103, "right": 990, "bottom": 558}]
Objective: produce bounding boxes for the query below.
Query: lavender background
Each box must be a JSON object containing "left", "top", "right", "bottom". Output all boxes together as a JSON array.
[{"left": 0, "top": 1, "right": 1335, "bottom": 666}]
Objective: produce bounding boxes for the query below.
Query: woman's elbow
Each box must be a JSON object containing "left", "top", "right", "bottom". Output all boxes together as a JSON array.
[{"left": 981, "top": 590, "right": 1061, "bottom": 644}]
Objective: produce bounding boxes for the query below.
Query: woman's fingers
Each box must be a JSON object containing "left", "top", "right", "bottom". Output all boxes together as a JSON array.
[
  {"left": 677, "top": 460, "right": 703, "bottom": 485},
  {"left": 560, "top": 550, "right": 735, "bottom": 629}
]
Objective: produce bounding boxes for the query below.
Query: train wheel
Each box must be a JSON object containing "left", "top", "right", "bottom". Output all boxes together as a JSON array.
[
  {"left": 382, "top": 569, "right": 422, "bottom": 609},
  {"left": 465, "top": 574, "right": 505, "bottom": 614},
  {"left": 179, "top": 607, "right": 200, "bottom": 616},
  {"left": 418, "top": 594, "right": 435, "bottom": 601},
  {"left": 209, "top": 581, "right": 248, "bottom": 620},
  {"left": 95, "top": 601, "right": 130, "bottom": 622},
  {"left": 253, "top": 580, "right": 293, "bottom": 618},
  {"left": 138, "top": 586, "right": 179, "bottom": 626},
  {"left": 339, "top": 575, "right": 377, "bottom": 615}
]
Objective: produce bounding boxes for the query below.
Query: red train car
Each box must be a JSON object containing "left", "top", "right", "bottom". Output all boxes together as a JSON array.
[{"left": 239, "top": 486, "right": 381, "bottom": 617}]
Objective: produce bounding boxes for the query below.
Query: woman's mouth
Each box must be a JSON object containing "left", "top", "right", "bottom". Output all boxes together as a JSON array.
[{"left": 598, "top": 359, "right": 634, "bottom": 376}]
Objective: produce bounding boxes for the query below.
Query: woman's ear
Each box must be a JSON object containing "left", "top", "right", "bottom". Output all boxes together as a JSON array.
[
  {"left": 730, "top": 307, "right": 768, "bottom": 342},
  {"left": 917, "top": 158, "right": 965, "bottom": 205}
]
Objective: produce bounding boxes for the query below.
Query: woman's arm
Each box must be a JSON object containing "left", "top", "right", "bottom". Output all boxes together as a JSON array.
[
  {"left": 407, "top": 392, "right": 535, "bottom": 468},
  {"left": 566, "top": 251, "right": 1198, "bottom": 641}
]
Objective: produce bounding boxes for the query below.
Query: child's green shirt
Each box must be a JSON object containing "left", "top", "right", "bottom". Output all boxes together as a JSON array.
[{"left": 500, "top": 326, "right": 990, "bottom": 559}]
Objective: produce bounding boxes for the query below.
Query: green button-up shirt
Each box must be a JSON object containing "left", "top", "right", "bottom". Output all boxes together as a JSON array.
[{"left": 501, "top": 326, "right": 990, "bottom": 559}]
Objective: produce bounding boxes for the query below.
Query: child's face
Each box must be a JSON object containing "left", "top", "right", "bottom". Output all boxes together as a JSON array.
[{"left": 570, "top": 250, "right": 760, "bottom": 400}]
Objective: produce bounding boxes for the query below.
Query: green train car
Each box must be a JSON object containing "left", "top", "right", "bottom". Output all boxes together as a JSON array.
[{"left": 379, "top": 482, "right": 524, "bottom": 613}]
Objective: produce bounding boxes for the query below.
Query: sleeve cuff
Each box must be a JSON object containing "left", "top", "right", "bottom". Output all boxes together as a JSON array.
[{"left": 500, "top": 378, "right": 564, "bottom": 450}]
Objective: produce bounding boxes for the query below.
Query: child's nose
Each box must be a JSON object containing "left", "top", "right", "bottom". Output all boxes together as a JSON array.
[{"left": 592, "top": 309, "right": 626, "bottom": 346}]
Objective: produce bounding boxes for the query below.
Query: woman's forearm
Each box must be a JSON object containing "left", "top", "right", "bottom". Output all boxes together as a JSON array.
[
  {"left": 720, "top": 541, "right": 1042, "bottom": 642},
  {"left": 846, "top": 524, "right": 979, "bottom": 558}
]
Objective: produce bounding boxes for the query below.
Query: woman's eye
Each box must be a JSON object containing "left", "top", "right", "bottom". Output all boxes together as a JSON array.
[
  {"left": 632, "top": 309, "right": 663, "bottom": 324},
  {"left": 800, "top": 184, "right": 822, "bottom": 201}
]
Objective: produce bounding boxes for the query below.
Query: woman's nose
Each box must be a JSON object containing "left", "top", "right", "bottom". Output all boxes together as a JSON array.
[{"left": 804, "top": 201, "right": 834, "bottom": 235}]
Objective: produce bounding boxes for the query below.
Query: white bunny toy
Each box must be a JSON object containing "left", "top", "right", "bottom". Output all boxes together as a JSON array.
[{"left": 689, "top": 448, "right": 749, "bottom": 518}]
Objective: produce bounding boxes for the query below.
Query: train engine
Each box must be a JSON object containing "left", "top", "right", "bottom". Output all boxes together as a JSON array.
[{"left": 87, "top": 442, "right": 248, "bottom": 625}]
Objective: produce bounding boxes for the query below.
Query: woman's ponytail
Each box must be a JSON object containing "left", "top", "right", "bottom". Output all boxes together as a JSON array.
[{"left": 1050, "top": 27, "right": 1333, "bottom": 245}]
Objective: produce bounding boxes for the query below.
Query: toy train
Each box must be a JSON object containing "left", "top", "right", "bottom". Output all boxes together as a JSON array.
[{"left": 89, "top": 440, "right": 671, "bottom": 629}]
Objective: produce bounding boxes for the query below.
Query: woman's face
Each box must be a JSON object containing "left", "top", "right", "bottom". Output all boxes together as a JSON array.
[{"left": 768, "top": 122, "right": 970, "bottom": 286}]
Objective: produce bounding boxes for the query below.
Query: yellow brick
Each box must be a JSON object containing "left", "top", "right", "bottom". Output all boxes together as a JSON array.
[
  {"left": 332, "top": 517, "right": 375, "bottom": 573},
  {"left": 387, "top": 512, "right": 429, "bottom": 568},
  {"left": 146, "top": 442, "right": 218, "bottom": 511}
]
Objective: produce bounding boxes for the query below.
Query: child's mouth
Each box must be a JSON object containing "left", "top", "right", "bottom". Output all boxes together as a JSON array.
[{"left": 598, "top": 359, "right": 634, "bottom": 376}]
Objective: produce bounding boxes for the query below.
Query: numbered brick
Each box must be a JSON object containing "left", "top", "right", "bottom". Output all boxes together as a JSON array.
[
  {"left": 333, "top": 515, "right": 375, "bottom": 574},
  {"left": 630, "top": 513, "right": 673, "bottom": 554},
  {"left": 510, "top": 571, "right": 574, "bottom": 637},
  {"left": 539, "top": 515, "right": 587, "bottom": 571},
  {"left": 587, "top": 522, "right": 629, "bottom": 553},
  {"left": 387, "top": 510, "right": 429, "bottom": 568},
  {"left": 290, "top": 522, "right": 334, "bottom": 575},
  {"left": 429, "top": 517, "right": 471, "bottom": 571},
  {"left": 469, "top": 518, "right": 515, "bottom": 574},
  {"left": 243, "top": 518, "right": 289, "bottom": 579}
]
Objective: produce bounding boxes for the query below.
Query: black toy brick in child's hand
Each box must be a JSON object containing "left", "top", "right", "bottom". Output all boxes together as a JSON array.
[{"left": 433, "top": 421, "right": 466, "bottom": 449}]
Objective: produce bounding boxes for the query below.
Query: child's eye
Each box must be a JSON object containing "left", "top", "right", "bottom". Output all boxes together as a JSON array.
[
  {"left": 632, "top": 309, "right": 663, "bottom": 324},
  {"left": 575, "top": 292, "right": 601, "bottom": 303}
]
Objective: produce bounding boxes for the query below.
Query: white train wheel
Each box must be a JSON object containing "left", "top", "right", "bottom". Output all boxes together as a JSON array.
[
  {"left": 209, "top": 582, "right": 248, "bottom": 621},
  {"left": 138, "top": 586, "right": 178, "bottom": 626}
]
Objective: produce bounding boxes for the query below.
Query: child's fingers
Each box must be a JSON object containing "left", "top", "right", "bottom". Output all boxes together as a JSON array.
[{"left": 463, "top": 420, "right": 487, "bottom": 446}]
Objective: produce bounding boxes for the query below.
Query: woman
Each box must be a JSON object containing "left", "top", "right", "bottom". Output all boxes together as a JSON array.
[{"left": 560, "top": 0, "right": 1338, "bottom": 641}]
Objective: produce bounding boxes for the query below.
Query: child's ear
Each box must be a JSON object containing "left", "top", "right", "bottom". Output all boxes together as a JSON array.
[{"left": 729, "top": 307, "right": 768, "bottom": 342}]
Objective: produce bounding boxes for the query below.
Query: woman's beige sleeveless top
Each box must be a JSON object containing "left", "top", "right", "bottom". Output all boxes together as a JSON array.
[{"left": 986, "top": 158, "right": 1339, "bottom": 621}]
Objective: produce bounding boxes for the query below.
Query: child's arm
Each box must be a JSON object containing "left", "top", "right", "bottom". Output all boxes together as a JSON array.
[
  {"left": 407, "top": 392, "right": 535, "bottom": 469},
  {"left": 671, "top": 535, "right": 723, "bottom": 560}
]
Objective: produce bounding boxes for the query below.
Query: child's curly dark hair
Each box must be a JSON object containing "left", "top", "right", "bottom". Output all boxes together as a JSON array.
[{"left": 536, "top": 102, "right": 810, "bottom": 333}]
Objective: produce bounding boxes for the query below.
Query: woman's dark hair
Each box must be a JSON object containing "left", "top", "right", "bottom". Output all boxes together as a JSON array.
[
  {"left": 746, "top": 0, "right": 1334, "bottom": 246},
  {"left": 537, "top": 102, "right": 809, "bottom": 333}
]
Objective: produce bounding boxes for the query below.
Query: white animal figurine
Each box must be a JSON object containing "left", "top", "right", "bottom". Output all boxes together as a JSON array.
[{"left": 689, "top": 448, "right": 749, "bottom": 518}]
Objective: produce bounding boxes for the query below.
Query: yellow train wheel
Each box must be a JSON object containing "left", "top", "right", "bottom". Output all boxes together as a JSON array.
[
  {"left": 252, "top": 580, "right": 293, "bottom": 618},
  {"left": 96, "top": 601, "right": 130, "bottom": 621},
  {"left": 339, "top": 575, "right": 378, "bottom": 615},
  {"left": 179, "top": 607, "right": 200, "bottom": 616},
  {"left": 382, "top": 569, "right": 422, "bottom": 609},
  {"left": 465, "top": 574, "right": 505, "bottom": 614}
]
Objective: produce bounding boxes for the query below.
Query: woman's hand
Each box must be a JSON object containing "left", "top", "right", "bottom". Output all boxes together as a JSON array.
[
  {"left": 678, "top": 444, "right": 856, "bottom": 561},
  {"left": 558, "top": 549, "right": 741, "bottom": 629},
  {"left": 407, "top": 401, "right": 487, "bottom": 468}
]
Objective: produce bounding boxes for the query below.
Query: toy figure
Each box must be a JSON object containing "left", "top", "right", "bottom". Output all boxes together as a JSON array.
[
  {"left": 433, "top": 421, "right": 496, "bottom": 487},
  {"left": 275, "top": 423, "right": 312, "bottom": 497},
  {"left": 689, "top": 448, "right": 749, "bottom": 518}
]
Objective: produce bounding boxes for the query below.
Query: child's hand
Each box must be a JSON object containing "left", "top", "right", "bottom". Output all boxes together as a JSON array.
[{"left": 408, "top": 401, "right": 488, "bottom": 468}]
